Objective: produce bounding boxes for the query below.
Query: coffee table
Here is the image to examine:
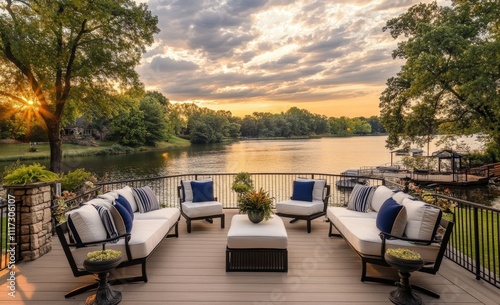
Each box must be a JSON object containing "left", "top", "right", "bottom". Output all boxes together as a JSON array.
[{"left": 226, "top": 215, "right": 288, "bottom": 272}]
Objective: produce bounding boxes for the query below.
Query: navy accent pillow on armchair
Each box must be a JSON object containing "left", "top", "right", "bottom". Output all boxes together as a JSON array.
[
  {"left": 291, "top": 180, "right": 315, "bottom": 202},
  {"left": 191, "top": 180, "right": 215, "bottom": 202}
]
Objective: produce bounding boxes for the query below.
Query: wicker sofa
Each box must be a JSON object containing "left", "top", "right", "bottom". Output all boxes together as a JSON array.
[
  {"left": 327, "top": 184, "right": 454, "bottom": 298},
  {"left": 56, "top": 185, "right": 180, "bottom": 298}
]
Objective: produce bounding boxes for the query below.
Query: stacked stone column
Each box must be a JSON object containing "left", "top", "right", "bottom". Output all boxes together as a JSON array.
[{"left": 5, "top": 183, "right": 53, "bottom": 261}]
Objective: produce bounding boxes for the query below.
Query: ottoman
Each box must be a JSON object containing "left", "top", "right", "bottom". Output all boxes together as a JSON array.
[{"left": 226, "top": 215, "right": 288, "bottom": 272}]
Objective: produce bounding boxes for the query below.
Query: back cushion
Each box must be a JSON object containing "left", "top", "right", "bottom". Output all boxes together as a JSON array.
[
  {"left": 291, "top": 180, "right": 315, "bottom": 202},
  {"left": 297, "top": 178, "right": 326, "bottom": 201},
  {"left": 115, "top": 186, "right": 138, "bottom": 212},
  {"left": 392, "top": 191, "right": 414, "bottom": 204},
  {"left": 402, "top": 198, "right": 442, "bottom": 241},
  {"left": 370, "top": 185, "right": 395, "bottom": 212},
  {"left": 191, "top": 180, "right": 215, "bottom": 202},
  {"left": 66, "top": 204, "right": 107, "bottom": 244},
  {"left": 181, "top": 178, "right": 212, "bottom": 202}
]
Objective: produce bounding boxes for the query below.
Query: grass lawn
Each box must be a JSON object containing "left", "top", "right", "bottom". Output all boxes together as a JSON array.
[{"left": 0, "top": 137, "right": 190, "bottom": 162}]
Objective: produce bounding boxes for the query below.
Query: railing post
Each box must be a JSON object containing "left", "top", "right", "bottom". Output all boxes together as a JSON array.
[{"left": 473, "top": 206, "right": 481, "bottom": 280}]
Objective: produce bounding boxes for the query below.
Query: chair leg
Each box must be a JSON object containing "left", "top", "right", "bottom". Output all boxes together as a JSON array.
[
  {"left": 186, "top": 219, "right": 192, "bottom": 233},
  {"left": 307, "top": 220, "right": 312, "bottom": 233},
  {"left": 289, "top": 218, "right": 299, "bottom": 223},
  {"left": 221, "top": 214, "right": 225, "bottom": 229},
  {"left": 205, "top": 218, "right": 214, "bottom": 223}
]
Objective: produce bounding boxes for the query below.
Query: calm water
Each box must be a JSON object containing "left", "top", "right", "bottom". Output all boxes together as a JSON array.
[{"left": 3, "top": 135, "right": 498, "bottom": 205}]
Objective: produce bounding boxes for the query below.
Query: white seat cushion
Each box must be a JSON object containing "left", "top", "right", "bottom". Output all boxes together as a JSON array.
[
  {"left": 227, "top": 215, "right": 288, "bottom": 249},
  {"left": 181, "top": 201, "right": 223, "bottom": 218},
  {"left": 329, "top": 211, "right": 440, "bottom": 262},
  {"left": 275, "top": 199, "right": 324, "bottom": 216},
  {"left": 72, "top": 218, "right": 174, "bottom": 269}
]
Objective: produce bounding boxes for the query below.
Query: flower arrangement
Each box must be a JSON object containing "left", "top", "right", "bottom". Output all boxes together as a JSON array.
[
  {"left": 238, "top": 187, "right": 274, "bottom": 221},
  {"left": 386, "top": 248, "right": 422, "bottom": 261},
  {"left": 86, "top": 249, "right": 122, "bottom": 262}
]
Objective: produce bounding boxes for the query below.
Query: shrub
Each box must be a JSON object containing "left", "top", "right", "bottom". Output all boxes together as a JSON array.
[
  {"left": 60, "top": 168, "right": 93, "bottom": 192},
  {"left": 2, "top": 163, "right": 59, "bottom": 185}
]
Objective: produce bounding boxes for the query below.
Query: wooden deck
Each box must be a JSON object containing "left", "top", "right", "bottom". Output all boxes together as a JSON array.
[{"left": 1, "top": 210, "right": 498, "bottom": 304}]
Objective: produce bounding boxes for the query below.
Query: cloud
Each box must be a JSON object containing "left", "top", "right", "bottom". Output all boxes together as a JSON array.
[{"left": 137, "top": 0, "right": 442, "bottom": 116}]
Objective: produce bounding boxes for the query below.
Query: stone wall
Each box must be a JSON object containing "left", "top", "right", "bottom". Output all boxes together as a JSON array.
[{"left": 5, "top": 183, "right": 53, "bottom": 261}]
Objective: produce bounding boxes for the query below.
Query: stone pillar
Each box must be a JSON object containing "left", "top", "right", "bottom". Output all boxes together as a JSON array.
[{"left": 4, "top": 183, "right": 53, "bottom": 261}]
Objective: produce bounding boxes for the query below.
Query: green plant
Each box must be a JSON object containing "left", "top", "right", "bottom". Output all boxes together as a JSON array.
[
  {"left": 231, "top": 172, "right": 254, "bottom": 195},
  {"left": 238, "top": 187, "right": 274, "bottom": 221},
  {"left": 59, "top": 168, "right": 94, "bottom": 192},
  {"left": 86, "top": 249, "right": 122, "bottom": 262},
  {"left": 386, "top": 248, "right": 422, "bottom": 260},
  {"left": 2, "top": 163, "right": 59, "bottom": 185}
]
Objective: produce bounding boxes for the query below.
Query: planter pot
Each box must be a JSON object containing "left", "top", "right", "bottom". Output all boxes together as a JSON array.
[
  {"left": 247, "top": 210, "right": 265, "bottom": 224},
  {"left": 83, "top": 256, "right": 122, "bottom": 274},
  {"left": 384, "top": 252, "right": 423, "bottom": 273}
]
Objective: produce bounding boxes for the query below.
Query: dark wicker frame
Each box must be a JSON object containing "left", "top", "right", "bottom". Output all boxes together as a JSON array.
[
  {"left": 56, "top": 216, "right": 179, "bottom": 298},
  {"left": 177, "top": 185, "right": 225, "bottom": 233},
  {"left": 275, "top": 184, "right": 331, "bottom": 233},
  {"left": 226, "top": 247, "right": 288, "bottom": 272},
  {"left": 328, "top": 217, "right": 454, "bottom": 298}
]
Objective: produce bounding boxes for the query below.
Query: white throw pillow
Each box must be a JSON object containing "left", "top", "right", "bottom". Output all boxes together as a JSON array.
[
  {"left": 65, "top": 204, "right": 107, "bottom": 244},
  {"left": 181, "top": 178, "right": 212, "bottom": 202},
  {"left": 115, "top": 186, "right": 138, "bottom": 212},
  {"left": 402, "top": 198, "right": 442, "bottom": 241},
  {"left": 392, "top": 191, "right": 414, "bottom": 204},
  {"left": 370, "top": 185, "right": 396, "bottom": 212}
]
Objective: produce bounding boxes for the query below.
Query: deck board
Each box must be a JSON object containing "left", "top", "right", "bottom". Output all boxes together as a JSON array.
[{"left": 1, "top": 210, "right": 498, "bottom": 304}]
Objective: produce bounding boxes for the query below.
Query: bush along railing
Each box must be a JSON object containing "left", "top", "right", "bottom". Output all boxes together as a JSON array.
[{"left": 430, "top": 194, "right": 500, "bottom": 289}]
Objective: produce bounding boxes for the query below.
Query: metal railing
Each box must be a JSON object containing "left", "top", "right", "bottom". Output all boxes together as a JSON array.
[
  {"left": 0, "top": 197, "right": 21, "bottom": 271},
  {"left": 432, "top": 194, "right": 500, "bottom": 288}
]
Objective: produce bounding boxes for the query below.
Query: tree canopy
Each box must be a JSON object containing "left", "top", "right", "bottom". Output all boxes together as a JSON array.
[
  {"left": 379, "top": 0, "right": 500, "bottom": 156},
  {"left": 0, "top": 0, "right": 159, "bottom": 172}
]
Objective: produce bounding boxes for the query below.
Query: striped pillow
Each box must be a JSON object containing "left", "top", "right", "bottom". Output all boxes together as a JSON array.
[
  {"left": 133, "top": 186, "right": 160, "bottom": 213},
  {"left": 347, "top": 184, "right": 376, "bottom": 212},
  {"left": 92, "top": 204, "right": 119, "bottom": 243}
]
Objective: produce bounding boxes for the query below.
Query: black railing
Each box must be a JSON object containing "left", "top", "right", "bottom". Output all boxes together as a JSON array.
[
  {"left": 0, "top": 196, "right": 21, "bottom": 271},
  {"left": 432, "top": 194, "right": 500, "bottom": 289}
]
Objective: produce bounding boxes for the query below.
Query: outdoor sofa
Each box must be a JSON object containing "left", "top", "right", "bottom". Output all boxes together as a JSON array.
[
  {"left": 56, "top": 185, "right": 180, "bottom": 298},
  {"left": 327, "top": 184, "right": 454, "bottom": 298}
]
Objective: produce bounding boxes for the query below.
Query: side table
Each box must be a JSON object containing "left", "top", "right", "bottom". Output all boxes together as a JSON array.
[{"left": 83, "top": 258, "right": 122, "bottom": 305}]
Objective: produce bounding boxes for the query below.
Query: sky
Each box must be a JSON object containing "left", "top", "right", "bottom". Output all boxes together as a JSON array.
[{"left": 135, "top": 0, "right": 443, "bottom": 118}]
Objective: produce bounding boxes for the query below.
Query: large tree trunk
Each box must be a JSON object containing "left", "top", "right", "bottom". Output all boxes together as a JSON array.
[{"left": 46, "top": 118, "right": 63, "bottom": 174}]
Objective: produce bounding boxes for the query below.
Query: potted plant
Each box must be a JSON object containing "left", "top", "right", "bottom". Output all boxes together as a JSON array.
[
  {"left": 384, "top": 248, "right": 424, "bottom": 305},
  {"left": 238, "top": 187, "right": 274, "bottom": 223},
  {"left": 231, "top": 172, "right": 254, "bottom": 196},
  {"left": 83, "top": 249, "right": 122, "bottom": 273},
  {"left": 83, "top": 249, "right": 123, "bottom": 305}
]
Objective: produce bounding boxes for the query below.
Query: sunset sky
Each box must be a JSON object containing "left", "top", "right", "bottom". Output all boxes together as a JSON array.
[{"left": 135, "top": 0, "right": 445, "bottom": 118}]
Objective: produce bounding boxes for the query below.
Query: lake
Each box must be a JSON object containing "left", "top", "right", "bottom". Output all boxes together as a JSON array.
[{"left": 2, "top": 135, "right": 498, "bottom": 206}]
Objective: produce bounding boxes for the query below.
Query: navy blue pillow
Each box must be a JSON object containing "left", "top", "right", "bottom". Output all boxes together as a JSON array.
[
  {"left": 116, "top": 194, "right": 134, "bottom": 220},
  {"left": 114, "top": 200, "right": 133, "bottom": 233},
  {"left": 291, "top": 180, "right": 315, "bottom": 202},
  {"left": 376, "top": 198, "right": 407, "bottom": 237},
  {"left": 191, "top": 180, "right": 215, "bottom": 202}
]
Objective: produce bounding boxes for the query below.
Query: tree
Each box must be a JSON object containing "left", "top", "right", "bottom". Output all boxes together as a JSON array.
[
  {"left": 140, "top": 95, "right": 168, "bottom": 146},
  {"left": 0, "top": 0, "right": 159, "bottom": 172},
  {"left": 379, "top": 1, "right": 500, "bottom": 154},
  {"left": 109, "top": 110, "right": 148, "bottom": 147}
]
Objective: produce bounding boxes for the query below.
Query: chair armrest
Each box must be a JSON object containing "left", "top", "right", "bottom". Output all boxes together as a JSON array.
[
  {"left": 69, "top": 233, "right": 133, "bottom": 260},
  {"left": 378, "top": 232, "right": 438, "bottom": 261}
]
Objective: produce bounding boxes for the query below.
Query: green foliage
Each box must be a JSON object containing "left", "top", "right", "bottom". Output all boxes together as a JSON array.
[
  {"left": 109, "top": 110, "right": 148, "bottom": 147},
  {"left": 59, "top": 168, "right": 93, "bottom": 192},
  {"left": 140, "top": 96, "right": 168, "bottom": 145},
  {"left": 386, "top": 248, "right": 422, "bottom": 260},
  {"left": 238, "top": 188, "right": 274, "bottom": 221},
  {"left": 95, "top": 144, "right": 134, "bottom": 156},
  {"left": 2, "top": 163, "right": 58, "bottom": 185},
  {"left": 380, "top": 1, "right": 500, "bottom": 152},
  {"left": 86, "top": 250, "right": 122, "bottom": 262},
  {"left": 401, "top": 156, "right": 437, "bottom": 171},
  {"left": 232, "top": 172, "right": 254, "bottom": 194}
]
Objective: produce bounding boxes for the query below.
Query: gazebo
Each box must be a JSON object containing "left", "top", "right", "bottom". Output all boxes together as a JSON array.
[{"left": 431, "top": 149, "right": 467, "bottom": 182}]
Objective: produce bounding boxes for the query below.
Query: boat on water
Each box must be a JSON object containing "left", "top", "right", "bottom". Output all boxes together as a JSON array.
[{"left": 336, "top": 169, "right": 368, "bottom": 189}]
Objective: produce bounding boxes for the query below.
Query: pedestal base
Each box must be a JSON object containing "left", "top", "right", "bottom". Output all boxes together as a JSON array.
[
  {"left": 389, "top": 286, "right": 423, "bottom": 305},
  {"left": 85, "top": 272, "right": 122, "bottom": 305}
]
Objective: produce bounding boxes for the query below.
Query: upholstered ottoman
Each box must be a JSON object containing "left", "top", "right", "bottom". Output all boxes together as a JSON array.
[{"left": 226, "top": 215, "right": 288, "bottom": 272}]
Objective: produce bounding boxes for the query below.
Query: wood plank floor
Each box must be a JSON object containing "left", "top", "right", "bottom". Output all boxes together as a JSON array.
[{"left": 1, "top": 210, "right": 498, "bottom": 304}]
